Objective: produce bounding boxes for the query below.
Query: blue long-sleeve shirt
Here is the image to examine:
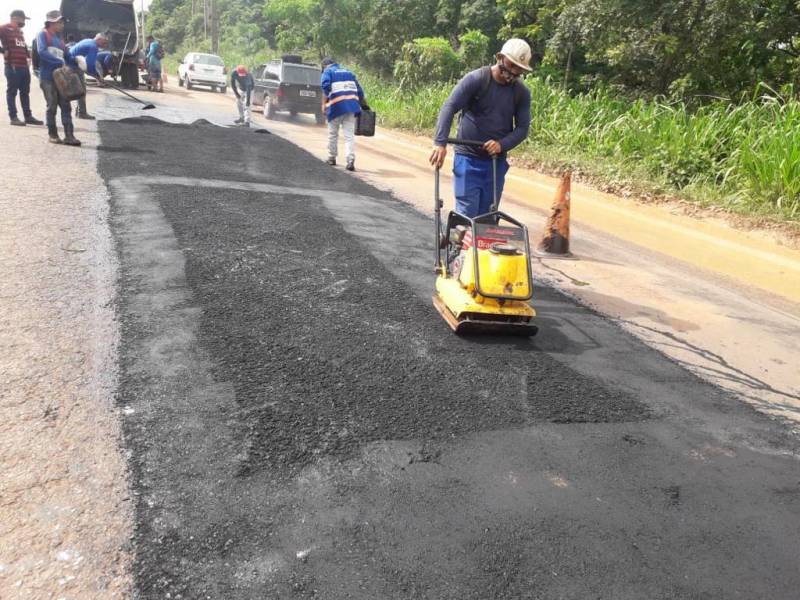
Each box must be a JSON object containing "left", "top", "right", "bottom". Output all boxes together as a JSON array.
[
  {"left": 35, "top": 29, "right": 66, "bottom": 81},
  {"left": 433, "top": 68, "right": 531, "bottom": 160},
  {"left": 321, "top": 63, "right": 364, "bottom": 121},
  {"left": 147, "top": 42, "right": 161, "bottom": 68},
  {"left": 67, "top": 38, "right": 102, "bottom": 78}
]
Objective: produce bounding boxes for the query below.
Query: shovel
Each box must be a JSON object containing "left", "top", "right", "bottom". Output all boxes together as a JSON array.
[{"left": 106, "top": 83, "right": 156, "bottom": 110}]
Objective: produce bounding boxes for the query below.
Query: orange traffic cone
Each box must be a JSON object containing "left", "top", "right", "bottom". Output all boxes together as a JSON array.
[{"left": 536, "top": 172, "right": 573, "bottom": 258}]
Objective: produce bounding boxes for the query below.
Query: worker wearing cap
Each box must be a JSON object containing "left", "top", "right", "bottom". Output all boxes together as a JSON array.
[
  {"left": 0, "top": 9, "right": 43, "bottom": 126},
  {"left": 320, "top": 58, "right": 365, "bottom": 171},
  {"left": 35, "top": 10, "right": 80, "bottom": 146},
  {"left": 231, "top": 65, "right": 254, "bottom": 127},
  {"left": 430, "top": 39, "right": 533, "bottom": 217}
]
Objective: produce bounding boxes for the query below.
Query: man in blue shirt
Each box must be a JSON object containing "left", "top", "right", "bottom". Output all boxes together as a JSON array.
[
  {"left": 35, "top": 10, "right": 80, "bottom": 146},
  {"left": 430, "top": 39, "right": 533, "bottom": 217},
  {"left": 320, "top": 58, "right": 365, "bottom": 172},
  {"left": 67, "top": 33, "right": 108, "bottom": 120},
  {"left": 146, "top": 37, "right": 162, "bottom": 92}
]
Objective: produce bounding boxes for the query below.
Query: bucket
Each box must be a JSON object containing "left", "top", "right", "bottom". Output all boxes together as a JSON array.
[
  {"left": 355, "top": 109, "right": 375, "bottom": 136},
  {"left": 53, "top": 66, "right": 86, "bottom": 101}
]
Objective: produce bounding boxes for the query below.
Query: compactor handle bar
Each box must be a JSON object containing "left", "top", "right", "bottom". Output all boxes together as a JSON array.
[{"left": 446, "top": 137, "right": 486, "bottom": 148}]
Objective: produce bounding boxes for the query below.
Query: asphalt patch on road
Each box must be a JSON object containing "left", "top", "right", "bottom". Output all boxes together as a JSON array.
[
  {"left": 157, "top": 185, "right": 645, "bottom": 475},
  {"left": 98, "top": 119, "right": 800, "bottom": 600}
]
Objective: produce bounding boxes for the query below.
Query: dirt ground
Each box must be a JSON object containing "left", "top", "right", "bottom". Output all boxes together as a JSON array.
[{"left": 0, "top": 90, "right": 132, "bottom": 598}]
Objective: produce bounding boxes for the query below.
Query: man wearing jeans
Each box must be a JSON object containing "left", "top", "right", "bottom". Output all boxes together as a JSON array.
[
  {"left": 231, "top": 65, "right": 253, "bottom": 127},
  {"left": 320, "top": 57, "right": 365, "bottom": 172},
  {"left": 430, "top": 39, "right": 532, "bottom": 217},
  {"left": 35, "top": 10, "right": 80, "bottom": 146},
  {"left": 0, "top": 9, "right": 43, "bottom": 126}
]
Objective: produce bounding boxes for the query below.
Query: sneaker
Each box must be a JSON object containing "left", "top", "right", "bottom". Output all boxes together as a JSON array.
[
  {"left": 76, "top": 113, "right": 96, "bottom": 120},
  {"left": 48, "top": 135, "right": 62, "bottom": 144},
  {"left": 326, "top": 157, "right": 336, "bottom": 166},
  {"left": 346, "top": 160, "right": 355, "bottom": 172},
  {"left": 234, "top": 118, "right": 243, "bottom": 124},
  {"left": 244, "top": 122, "right": 250, "bottom": 128},
  {"left": 24, "top": 116, "right": 43, "bottom": 125},
  {"left": 10, "top": 117, "right": 25, "bottom": 126}
]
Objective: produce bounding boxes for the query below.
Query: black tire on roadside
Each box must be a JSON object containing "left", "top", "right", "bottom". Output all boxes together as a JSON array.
[{"left": 122, "top": 62, "right": 138, "bottom": 89}]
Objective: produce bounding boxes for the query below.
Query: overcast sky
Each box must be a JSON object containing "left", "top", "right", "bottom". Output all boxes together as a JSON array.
[{"left": 0, "top": 0, "right": 153, "bottom": 36}]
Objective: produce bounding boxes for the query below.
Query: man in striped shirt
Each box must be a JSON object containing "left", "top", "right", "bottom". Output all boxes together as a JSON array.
[{"left": 0, "top": 9, "right": 43, "bottom": 126}]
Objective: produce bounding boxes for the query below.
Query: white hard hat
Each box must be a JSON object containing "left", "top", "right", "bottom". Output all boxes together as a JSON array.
[{"left": 499, "top": 38, "right": 533, "bottom": 72}]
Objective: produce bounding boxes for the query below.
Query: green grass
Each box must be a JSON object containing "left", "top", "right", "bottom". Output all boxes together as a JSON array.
[{"left": 362, "top": 74, "right": 800, "bottom": 221}]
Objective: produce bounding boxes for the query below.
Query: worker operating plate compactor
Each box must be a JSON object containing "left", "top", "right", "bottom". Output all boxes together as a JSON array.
[{"left": 433, "top": 138, "right": 538, "bottom": 336}]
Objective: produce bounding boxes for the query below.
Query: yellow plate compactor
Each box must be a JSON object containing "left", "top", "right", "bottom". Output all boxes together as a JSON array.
[{"left": 433, "top": 138, "right": 538, "bottom": 336}]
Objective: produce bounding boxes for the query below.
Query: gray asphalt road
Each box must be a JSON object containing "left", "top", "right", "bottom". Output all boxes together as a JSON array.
[{"left": 97, "top": 117, "right": 800, "bottom": 600}]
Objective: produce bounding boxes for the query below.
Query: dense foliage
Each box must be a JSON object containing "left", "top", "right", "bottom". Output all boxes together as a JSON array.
[{"left": 147, "top": 0, "right": 800, "bottom": 98}]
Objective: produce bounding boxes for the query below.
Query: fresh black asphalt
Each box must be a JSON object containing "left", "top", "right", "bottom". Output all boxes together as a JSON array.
[{"left": 98, "top": 118, "right": 800, "bottom": 599}]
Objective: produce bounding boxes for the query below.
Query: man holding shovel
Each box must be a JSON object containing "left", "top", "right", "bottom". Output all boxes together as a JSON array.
[
  {"left": 231, "top": 65, "right": 254, "bottom": 127},
  {"left": 67, "top": 33, "right": 109, "bottom": 119}
]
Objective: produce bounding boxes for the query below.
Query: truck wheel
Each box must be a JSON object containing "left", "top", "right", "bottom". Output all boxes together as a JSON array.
[
  {"left": 220, "top": 86, "right": 227, "bottom": 94},
  {"left": 178, "top": 75, "right": 184, "bottom": 87},
  {"left": 122, "top": 63, "right": 138, "bottom": 89},
  {"left": 120, "top": 63, "right": 131, "bottom": 88},
  {"left": 186, "top": 79, "right": 193, "bottom": 90},
  {"left": 263, "top": 95, "right": 275, "bottom": 119}
]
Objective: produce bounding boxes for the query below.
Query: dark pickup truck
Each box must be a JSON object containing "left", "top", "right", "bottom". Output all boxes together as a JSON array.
[
  {"left": 252, "top": 56, "right": 325, "bottom": 125},
  {"left": 60, "top": 0, "right": 141, "bottom": 88}
]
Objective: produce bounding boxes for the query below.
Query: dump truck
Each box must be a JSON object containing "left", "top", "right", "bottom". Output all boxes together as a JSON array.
[{"left": 60, "top": 0, "right": 141, "bottom": 89}]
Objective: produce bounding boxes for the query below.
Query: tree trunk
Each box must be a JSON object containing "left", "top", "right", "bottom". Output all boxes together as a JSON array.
[
  {"left": 563, "top": 45, "right": 573, "bottom": 90},
  {"left": 210, "top": 0, "right": 219, "bottom": 53}
]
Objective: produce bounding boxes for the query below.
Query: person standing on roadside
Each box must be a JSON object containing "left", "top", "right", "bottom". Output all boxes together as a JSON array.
[
  {"left": 146, "top": 37, "right": 163, "bottom": 92},
  {"left": 36, "top": 10, "right": 80, "bottom": 146},
  {"left": 320, "top": 57, "right": 365, "bottom": 172},
  {"left": 429, "top": 39, "right": 533, "bottom": 217},
  {"left": 0, "top": 9, "right": 43, "bottom": 126},
  {"left": 231, "top": 65, "right": 253, "bottom": 127},
  {"left": 66, "top": 33, "right": 109, "bottom": 120}
]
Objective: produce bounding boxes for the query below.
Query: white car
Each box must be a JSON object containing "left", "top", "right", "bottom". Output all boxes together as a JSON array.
[{"left": 178, "top": 53, "right": 227, "bottom": 93}]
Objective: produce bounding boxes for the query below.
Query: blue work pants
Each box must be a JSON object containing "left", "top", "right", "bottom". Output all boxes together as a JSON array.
[
  {"left": 453, "top": 153, "right": 509, "bottom": 218},
  {"left": 5, "top": 65, "right": 32, "bottom": 119}
]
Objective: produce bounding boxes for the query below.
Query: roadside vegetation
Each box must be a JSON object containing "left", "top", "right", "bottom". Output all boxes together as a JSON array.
[{"left": 144, "top": 0, "right": 800, "bottom": 221}]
